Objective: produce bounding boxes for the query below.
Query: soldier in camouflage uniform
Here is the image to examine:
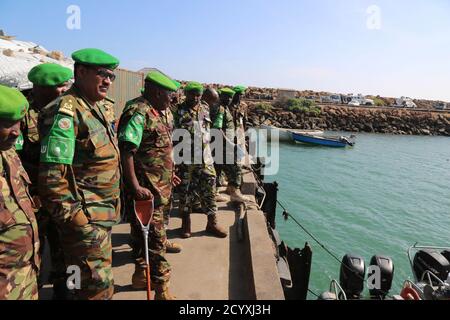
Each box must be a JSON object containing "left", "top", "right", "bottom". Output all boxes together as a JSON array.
[
  {"left": 201, "top": 88, "right": 228, "bottom": 193},
  {"left": 118, "top": 70, "right": 180, "bottom": 300},
  {"left": 38, "top": 49, "right": 121, "bottom": 300},
  {"left": 17, "top": 63, "right": 72, "bottom": 299},
  {"left": 0, "top": 85, "right": 40, "bottom": 300},
  {"left": 230, "top": 85, "right": 249, "bottom": 135},
  {"left": 174, "top": 82, "right": 228, "bottom": 239},
  {"left": 210, "top": 88, "right": 249, "bottom": 203}
]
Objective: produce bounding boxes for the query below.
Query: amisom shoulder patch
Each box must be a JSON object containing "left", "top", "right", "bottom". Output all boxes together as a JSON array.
[
  {"left": 118, "top": 112, "right": 145, "bottom": 148},
  {"left": 40, "top": 113, "right": 75, "bottom": 165}
]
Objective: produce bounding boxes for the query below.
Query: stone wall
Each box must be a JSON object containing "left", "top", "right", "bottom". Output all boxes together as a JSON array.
[{"left": 247, "top": 104, "right": 450, "bottom": 136}]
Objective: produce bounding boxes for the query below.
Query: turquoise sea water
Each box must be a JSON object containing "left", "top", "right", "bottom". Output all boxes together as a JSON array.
[{"left": 262, "top": 132, "right": 450, "bottom": 299}]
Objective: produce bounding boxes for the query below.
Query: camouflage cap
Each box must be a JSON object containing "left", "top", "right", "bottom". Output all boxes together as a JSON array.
[
  {"left": 145, "top": 71, "right": 178, "bottom": 92},
  {"left": 72, "top": 48, "right": 120, "bottom": 70},
  {"left": 233, "top": 85, "right": 247, "bottom": 94},
  {"left": 0, "top": 85, "right": 29, "bottom": 121},
  {"left": 184, "top": 81, "right": 204, "bottom": 94},
  {"left": 219, "top": 88, "right": 236, "bottom": 97},
  {"left": 28, "top": 63, "right": 73, "bottom": 86}
]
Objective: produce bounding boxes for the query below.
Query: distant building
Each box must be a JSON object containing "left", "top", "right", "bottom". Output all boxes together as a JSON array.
[
  {"left": 434, "top": 102, "right": 447, "bottom": 110},
  {"left": 277, "top": 88, "right": 297, "bottom": 100}
]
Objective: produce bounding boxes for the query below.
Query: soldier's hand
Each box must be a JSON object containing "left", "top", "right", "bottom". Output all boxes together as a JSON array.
[
  {"left": 133, "top": 186, "right": 153, "bottom": 200},
  {"left": 172, "top": 175, "right": 182, "bottom": 187}
]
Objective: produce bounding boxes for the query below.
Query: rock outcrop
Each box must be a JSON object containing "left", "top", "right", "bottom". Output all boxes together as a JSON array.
[{"left": 247, "top": 104, "right": 450, "bottom": 136}]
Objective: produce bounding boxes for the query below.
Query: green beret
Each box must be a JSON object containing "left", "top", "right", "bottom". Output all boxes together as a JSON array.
[
  {"left": 145, "top": 71, "right": 178, "bottom": 92},
  {"left": 184, "top": 81, "right": 204, "bottom": 93},
  {"left": 233, "top": 85, "right": 247, "bottom": 94},
  {"left": 0, "top": 85, "right": 29, "bottom": 121},
  {"left": 28, "top": 63, "right": 73, "bottom": 87},
  {"left": 219, "top": 88, "right": 236, "bottom": 97},
  {"left": 173, "top": 80, "right": 181, "bottom": 90},
  {"left": 72, "top": 48, "right": 120, "bottom": 70}
]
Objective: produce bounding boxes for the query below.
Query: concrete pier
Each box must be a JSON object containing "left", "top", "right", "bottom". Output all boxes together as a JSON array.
[{"left": 39, "top": 171, "right": 285, "bottom": 300}]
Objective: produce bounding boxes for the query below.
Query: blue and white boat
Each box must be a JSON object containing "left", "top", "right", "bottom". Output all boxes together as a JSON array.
[
  {"left": 292, "top": 132, "right": 355, "bottom": 147},
  {"left": 260, "top": 124, "right": 323, "bottom": 142}
]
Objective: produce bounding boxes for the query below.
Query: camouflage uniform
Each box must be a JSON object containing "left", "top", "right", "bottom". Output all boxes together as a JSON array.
[
  {"left": 18, "top": 102, "right": 66, "bottom": 294},
  {"left": 0, "top": 148, "right": 40, "bottom": 300},
  {"left": 118, "top": 96, "right": 173, "bottom": 286},
  {"left": 210, "top": 103, "right": 243, "bottom": 188},
  {"left": 175, "top": 101, "right": 218, "bottom": 215},
  {"left": 38, "top": 86, "right": 121, "bottom": 300},
  {"left": 18, "top": 105, "right": 40, "bottom": 193},
  {"left": 103, "top": 96, "right": 117, "bottom": 132}
]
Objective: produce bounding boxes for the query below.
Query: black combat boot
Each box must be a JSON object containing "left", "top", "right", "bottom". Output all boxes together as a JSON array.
[{"left": 181, "top": 208, "right": 191, "bottom": 238}]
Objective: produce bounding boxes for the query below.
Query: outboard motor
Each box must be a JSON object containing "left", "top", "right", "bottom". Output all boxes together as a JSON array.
[
  {"left": 368, "top": 255, "right": 394, "bottom": 299},
  {"left": 339, "top": 254, "right": 365, "bottom": 299},
  {"left": 413, "top": 250, "right": 450, "bottom": 284},
  {"left": 318, "top": 292, "right": 338, "bottom": 300},
  {"left": 441, "top": 250, "right": 450, "bottom": 267}
]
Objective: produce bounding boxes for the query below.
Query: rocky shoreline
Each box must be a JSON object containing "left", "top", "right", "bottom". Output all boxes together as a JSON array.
[{"left": 246, "top": 103, "right": 450, "bottom": 136}]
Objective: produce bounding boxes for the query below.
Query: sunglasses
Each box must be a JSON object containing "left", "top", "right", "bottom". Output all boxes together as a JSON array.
[{"left": 95, "top": 68, "right": 116, "bottom": 82}]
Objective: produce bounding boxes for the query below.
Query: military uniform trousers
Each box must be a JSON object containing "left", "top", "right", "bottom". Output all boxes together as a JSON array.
[
  {"left": 0, "top": 224, "right": 39, "bottom": 300},
  {"left": 59, "top": 222, "right": 114, "bottom": 300},
  {"left": 179, "top": 164, "right": 218, "bottom": 216},
  {"left": 130, "top": 204, "right": 171, "bottom": 286}
]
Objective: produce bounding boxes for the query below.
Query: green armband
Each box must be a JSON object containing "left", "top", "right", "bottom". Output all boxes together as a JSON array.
[
  {"left": 213, "top": 112, "right": 224, "bottom": 129},
  {"left": 15, "top": 133, "right": 24, "bottom": 151},
  {"left": 118, "top": 113, "right": 145, "bottom": 147},
  {"left": 40, "top": 114, "right": 75, "bottom": 165}
]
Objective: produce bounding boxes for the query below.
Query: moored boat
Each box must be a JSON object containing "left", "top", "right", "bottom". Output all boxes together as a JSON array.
[
  {"left": 292, "top": 132, "right": 355, "bottom": 147},
  {"left": 260, "top": 124, "right": 324, "bottom": 142}
]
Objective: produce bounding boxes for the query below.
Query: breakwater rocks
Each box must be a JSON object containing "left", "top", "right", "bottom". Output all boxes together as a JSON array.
[{"left": 247, "top": 104, "right": 450, "bottom": 136}]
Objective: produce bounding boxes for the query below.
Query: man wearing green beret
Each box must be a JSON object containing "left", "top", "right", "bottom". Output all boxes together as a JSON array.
[
  {"left": 201, "top": 87, "right": 220, "bottom": 109},
  {"left": 230, "top": 85, "right": 249, "bottom": 132},
  {"left": 174, "top": 82, "right": 228, "bottom": 239},
  {"left": 38, "top": 48, "right": 121, "bottom": 300},
  {"left": 228, "top": 85, "right": 249, "bottom": 190},
  {"left": 118, "top": 70, "right": 181, "bottom": 300},
  {"left": 19, "top": 63, "right": 72, "bottom": 177},
  {"left": 0, "top": 85, "right": 40, "bottom": 300},
  {"left": 210, "top": 88, "right": 249, "bottom": 203},
  {"left": 19, "top": 63, "right": 72, "bottom": 299}
]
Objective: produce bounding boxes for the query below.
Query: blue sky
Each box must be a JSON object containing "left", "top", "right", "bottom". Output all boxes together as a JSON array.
[{"left": 1, "top": 0, "right": 450, "bottom": 100}]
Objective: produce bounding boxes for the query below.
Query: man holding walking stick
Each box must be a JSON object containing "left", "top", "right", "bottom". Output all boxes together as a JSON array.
[{"left": 118, "top": 70, "right": 180, "bottom": 300}]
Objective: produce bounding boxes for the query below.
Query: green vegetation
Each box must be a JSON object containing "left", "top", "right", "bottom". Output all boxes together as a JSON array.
[
  {"left": 373, "top": 97, "right": 385, "bottom": 107},
  {"left": 255, "top": 102, "right": 273, "bottom": 111},
  {"left": 285, "top": 98, "right": 321, "bottom": 116}
]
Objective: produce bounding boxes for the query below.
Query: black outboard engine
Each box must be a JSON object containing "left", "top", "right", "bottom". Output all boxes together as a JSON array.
[
  {"left": 339, "top": 254, "right": 365, "bottom": 299},
  {"left": 413, "top": 250, "right": 450, "bottom": 284},
  {"left": 368, "top": 255, "right": 394, "bottom": 299},
  {"left": 441, "top": 250, "right": 450, "bottom": 268}
]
